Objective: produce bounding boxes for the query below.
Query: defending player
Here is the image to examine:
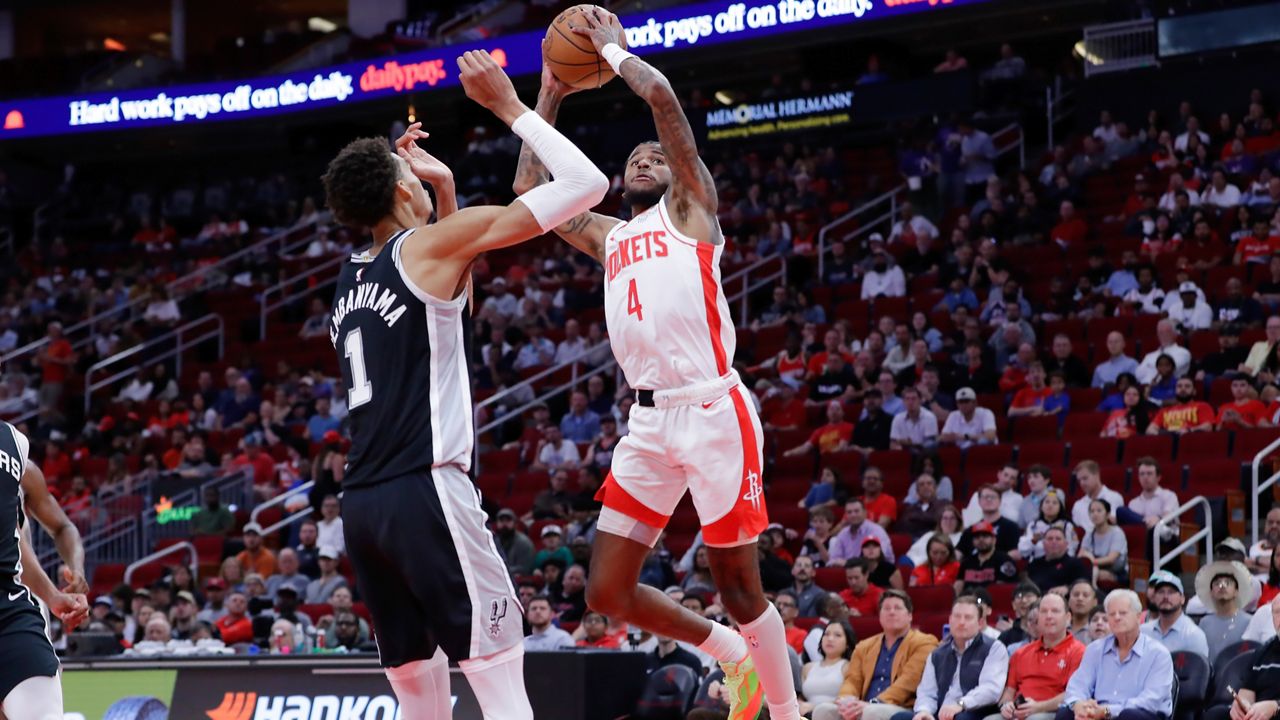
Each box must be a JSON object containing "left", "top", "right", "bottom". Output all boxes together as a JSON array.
[
  {"left": 322, "top": 50, "right": 607, "bottom": 719},
  {"left": 512, "top": 10, "right": 801, "bottom": 720},
  {"left": 1, "top": 421, "right": 89, "bottom": 720}
]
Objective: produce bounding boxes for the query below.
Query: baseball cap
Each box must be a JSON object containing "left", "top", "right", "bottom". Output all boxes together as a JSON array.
[
  {"left": 971, "top": 521, "right": 995, "bottom": 536},
  {"left": 1217, "top": 537, "right": 1248, "bottom": 556},
  {"left": 93, "top": 595, "right": 112, "bottom": 608},
  {"left": 318, "top": 546, "right": 340, "bottom": 560},
  {"left": 867, "top": 232, "right": 885, "bottom": 245},
  {"left": 205, "top": 577, "right": 226, "bottom": 591},
  {"left": 541, "top": 525, "right": 563, "bottom": 538},
  {"left": 860, "top": 537, "right": 882, "bottom": 547},
  {"left": 956, "top": 387, "right": 977, "bottom": 401},
  {"left": 1178, "top": 281, "right": 1199, "bottom": 294},
  {"left": 496, "top": 508, "right": 517, "bottom": 520},
  {"left": 134, "top": 588, "right": 151, "bottom": 598},
  {"left": 176, "top": 591, "right": 196, "bottom": 604},
  {"left": 242, "top": 522, "right": 264, "bottom": 535},
  {"left": 1148, "top": 570, "right": 1183, "bottom": 594},
  {"left": 275, "top": 585, "right": 298, "bottom": 597}
]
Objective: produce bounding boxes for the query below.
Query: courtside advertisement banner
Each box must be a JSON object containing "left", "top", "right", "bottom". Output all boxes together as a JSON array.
[
  {"left": 62, "top": 668, "right": 177, "bottom": 720},
  {"left": 0, "top": 0, "right": 988, "bottom": 139}
]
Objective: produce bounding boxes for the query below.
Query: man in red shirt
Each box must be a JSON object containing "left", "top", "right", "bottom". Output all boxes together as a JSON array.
[
  {"left": 837, "top": 559, "right": 883, "bottom": 617},
  {"left": 214, "top": 591, "right": 254, "bottom": 645},
  {"left": 994, "top": 592, "right": 1085, "bottom": 717},
  {"left": 37, "top": 321, "right": 75, "bottom": 412},
  {"left": 774, "top": 591, "right": 809, "bottom": 652},
  {"left": 1050, "top": 199, "right": 1088, "bottom": 248},
  {"left": 1235, "top": 218, "right": 1280, "bottom": 266},
  {"left": 783, "top": 401, "right": 854, "bottom": 457},
  {"left": 763, "top": 383, "right": 807, "bottom": 431},
  {"left": 1217, "top": 373, "right": 1273, "bottom": 429},
  {"left": 1008, "top": 362, "right": 1052, "bottom": 416},
  {"left": 1147, "top": 377, "right": 1215, "bottom": 434},
  {"left": 232, "top": 436, "right": 278, "bottom": 497},
  {"left": 860, "top": 467, "right": 897, "bottom": 528},
  {"left": 806, "top": 329, "right": 854, "bottom": 379}
]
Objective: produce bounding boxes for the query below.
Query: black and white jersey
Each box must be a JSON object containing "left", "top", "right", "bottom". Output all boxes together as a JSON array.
[
  {"left": 0, "top": 422, "right": 31, "bottom": 602},
  {"left": 330, "top": 230, "right": 474, "bottom": 489}
]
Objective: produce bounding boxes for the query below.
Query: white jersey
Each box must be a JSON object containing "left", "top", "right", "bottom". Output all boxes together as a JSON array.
[{"left": 603, "top": 196, "right": 735, "bottom": 391}]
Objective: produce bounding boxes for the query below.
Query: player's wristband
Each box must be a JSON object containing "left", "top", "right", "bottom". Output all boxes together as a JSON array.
[{"left": 600, "top": 43, "right": 636, "bottom": 75}]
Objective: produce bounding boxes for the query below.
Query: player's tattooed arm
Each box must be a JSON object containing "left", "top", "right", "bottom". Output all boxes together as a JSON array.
[
  {"left": 512, "top": 62, "right": 614, "bottom": 264},
  {"left": 571, "top": 8, "right": 718, "bottom": 221}
]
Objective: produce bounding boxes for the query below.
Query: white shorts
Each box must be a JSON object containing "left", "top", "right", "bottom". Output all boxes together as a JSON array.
[{"left": 597, "top": 375, "right": 767, "bottom": 547}]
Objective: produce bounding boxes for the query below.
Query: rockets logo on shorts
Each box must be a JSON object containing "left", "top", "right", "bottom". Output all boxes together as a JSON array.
[{"left": 741, "top": 469, "right": 763, "bottom": 511}]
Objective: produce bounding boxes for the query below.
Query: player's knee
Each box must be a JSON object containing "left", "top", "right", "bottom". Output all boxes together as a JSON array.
[
  {"left": 718, "top": 586, "right": 766, "bottom": 621},
  {"left": 585, "top": 582, "right": 627, "bottom": 618}
]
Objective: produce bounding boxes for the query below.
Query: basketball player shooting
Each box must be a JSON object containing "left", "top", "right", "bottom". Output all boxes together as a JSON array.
[
  {"left": 513, "top": 9, "right": 801, "bottom": 720},
  {"left": 322, "top": 50, "right": 606, "bottom": 720}
]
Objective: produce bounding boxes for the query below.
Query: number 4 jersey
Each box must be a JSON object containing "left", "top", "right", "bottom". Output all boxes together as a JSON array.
[
  {"left": 329, "top": 229, "right": 473, "bottom": 488},
  {"left": 602, "top": 195, "right": 736, "bottom": 392}
]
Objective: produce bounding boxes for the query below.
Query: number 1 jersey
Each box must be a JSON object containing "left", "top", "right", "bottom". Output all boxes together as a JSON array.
[
  {"left": 329, "top": 229, "right": 473, "bottom": 489},
  {"left": 602, "top": 195, "right": 736, "bottom": 391}
]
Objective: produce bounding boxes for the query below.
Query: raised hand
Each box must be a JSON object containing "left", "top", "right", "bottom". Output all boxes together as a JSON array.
[
  {"left": 540, "top": 42, "right": 583, "bottom": 100},
  {"left": 395, "top": 122, "right": 453, "bottom": 187},
  {"left": 567, "top": 7, "right": 626, "bottom": 53},
  {"left": 456, "top": 50, "right": 525, "bottom": 125}
]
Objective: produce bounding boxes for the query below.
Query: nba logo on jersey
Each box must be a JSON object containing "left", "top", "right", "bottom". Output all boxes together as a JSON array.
[{"left": 488, "top": 598, "right": 508, "bottom": 638}]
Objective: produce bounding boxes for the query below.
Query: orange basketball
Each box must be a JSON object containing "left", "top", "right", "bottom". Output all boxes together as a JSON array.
[{"left": 544, "top": 4, "right": 627, "bottom": 90}]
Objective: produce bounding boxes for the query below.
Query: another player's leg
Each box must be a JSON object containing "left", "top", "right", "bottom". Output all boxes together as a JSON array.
[
  {"left": 458, "top": 643, "right": 532, "bottom": 720},
  {"left": 707, "top": 543, "right": 801, "bottom": 720},
  {"left": 3, "top": 673, "right": 63, "bottom": 720},
  {"left": 586, "top": 528, "right": 748, "bottom": 666}
]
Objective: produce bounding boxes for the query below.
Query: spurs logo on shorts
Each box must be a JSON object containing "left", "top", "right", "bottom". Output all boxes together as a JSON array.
[{"left": 488, "top": 598, "right": 508, "bottom": 638}]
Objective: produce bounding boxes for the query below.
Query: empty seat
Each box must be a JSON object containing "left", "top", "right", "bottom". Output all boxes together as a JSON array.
[
  {"left": 1177, "top": 432, "right": 1230, "bottom": 462},
  {"left": 1122, "top": 435, "right": 1174, "bottom": 464}
]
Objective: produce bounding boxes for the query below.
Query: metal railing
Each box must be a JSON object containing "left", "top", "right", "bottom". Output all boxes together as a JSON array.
[
  {"left": 34, "top": 514, "right": 141, "bottom": 579},
  {"left": 82, "top": 314, "right": 224, "bottom": 414},
  {"left": 0, "top": 216, "right": 328, "bottom": 388},
  {"left": 816, "top": 185, "right": 906, "bottom": 281},
  {"left": 992, "top": 122, "right": 1025, "bottom": 169},
  {"left": 1080, "top": 19, "right": 1158, "bottom": 77},
  {"left": 1153, "top": 496, "right": 1214, "bottom": 571},
  {"left": 1251, "top": 437, "right": 1280, "bottom": 548},
  {"left": 144, "top": 469, "right": 254, "bottom": 550},
  {"left": 259, "top": 254, "right": 346, "bottom": 338},
  {"left": 250, "top": 481, "right": 315, "bottom": 527},
  {"left": 722, "top": 254, "right": 787, "bottom": 321},
  {"left": 124, "top": 542, "right": 195, "bottom": 585},
  {"left": 1045, "top": 77, "right": 1078, "bottom": 149}
]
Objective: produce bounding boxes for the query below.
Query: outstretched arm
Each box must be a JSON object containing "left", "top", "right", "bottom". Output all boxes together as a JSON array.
[
  {"left": 572, "top": 9, "right": 718, "bottom": 222},
  {"left": 22, "top": 460, "right": 86, "bottom": 594},
  {"left": 512, "top": 61, "right": 618, "bottom": 263}
]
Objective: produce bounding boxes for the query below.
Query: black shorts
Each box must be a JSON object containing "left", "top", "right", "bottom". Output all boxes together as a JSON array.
[
  {"left": 0, "top": 599, "right": 58, "bottom": 702},
  {"left": 342, "top": 466, "right": 522, "bottom": 668}
]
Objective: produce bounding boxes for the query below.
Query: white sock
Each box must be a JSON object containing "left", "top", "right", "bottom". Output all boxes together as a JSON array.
[
  {"left": 697, "top": 620, "right": 748, "bottom": 663},
  {"left": 384, "top": 649, "right": 452, "bottom": 720},
  {"left": 3, "top": 673, "right": 62, "bottom": 720},
  {"left": 459, "top": 643, "right": 534, "bottom": 720},
  {"left": 740, "top": 604, "right": 802, "bottom": 720}
]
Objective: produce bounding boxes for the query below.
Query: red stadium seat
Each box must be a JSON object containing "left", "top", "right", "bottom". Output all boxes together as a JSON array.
[
  {"left": 1234, "top": 428, "right": 1280, "bottom": 461},
  {"left": 850, "top": 616, "right": 883, "bottom": 642},
  {"left": 1121, "top": 435, "right": 1174, "bottom": 464},
  {"left": 1177, "top": 432, "right": 1230, "bottom": 462},
  {"left": 906, "top": 585, "right": 955, "bottom": 614},
  {"left": 1017, "top": 442, "right": 1066, "bottom": 468},
  {"left": 1067, "top": 437, "right": 1120, "bottom": 465},
  {"left": 1009, "top": 416, "right": 1059, "bottom": 444},
  {"left": 815, "top": 566, "right": 846, "bottom": 591},
  {"left": 1063, "top": 412, "right": 1108, "bottom": 440}
]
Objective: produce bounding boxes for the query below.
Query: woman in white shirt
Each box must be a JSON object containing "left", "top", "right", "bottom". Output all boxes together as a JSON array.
[
  {"left": 1018, "top": 489, "right": 1078, "bottom": 560},
  {"left": 799, "top": 619, "right": 852, "bottom": 716},
  {"left": 907, "top": 504, "right": 963, "bottom": 567}
]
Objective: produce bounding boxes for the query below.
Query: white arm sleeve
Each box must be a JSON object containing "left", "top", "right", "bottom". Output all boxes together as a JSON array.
[{"left": 510, "top": 111, "right": 609, "bottom": 232}]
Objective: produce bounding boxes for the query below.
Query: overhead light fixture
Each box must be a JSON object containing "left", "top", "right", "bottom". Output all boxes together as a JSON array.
[
  {"left": 149, "top": 32, "right": 170, "bottom": 43},
  {"left": 103, "top": 38, "right": 126, "bottom": 52},
  {"left": 308, "top": 17, "right": 338, "bottom": 33},
  {"left": 1073, "top": 40, "right": 1102, "bottom": 66},
  {"left": 714, "top": 90, "right": 735, "bottom": 106}
]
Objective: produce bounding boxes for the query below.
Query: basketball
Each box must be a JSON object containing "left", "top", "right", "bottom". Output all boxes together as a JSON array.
[{"left": 544, "top": 4, "right": 627, "bottom": 90}]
